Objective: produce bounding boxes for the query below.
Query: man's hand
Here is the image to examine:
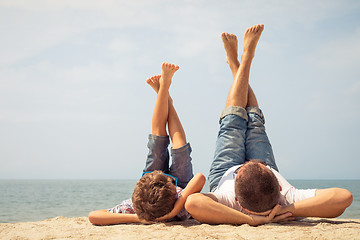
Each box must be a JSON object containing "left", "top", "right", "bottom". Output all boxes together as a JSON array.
[
  {"left": 275, "top": 204, "right": 295, "bottom": 216},
  {"left": 248, "top": 205, "right": 294, "bottom": 226}
]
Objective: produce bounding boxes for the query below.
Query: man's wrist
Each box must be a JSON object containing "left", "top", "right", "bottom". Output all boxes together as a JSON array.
[{"left": 279, "top": 204, "right": 295, "bottom": 215}]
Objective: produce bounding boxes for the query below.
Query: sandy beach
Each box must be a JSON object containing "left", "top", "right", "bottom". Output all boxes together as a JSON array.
[{"left": 1, "top": 217, "right": 359, "bottom": 240}]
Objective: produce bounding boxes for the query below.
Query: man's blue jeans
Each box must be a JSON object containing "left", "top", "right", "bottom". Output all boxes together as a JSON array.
[
  {"left": 143, "top": 134, "right": 193, "bottom": 189},
  {"left": 208, "top": 106, "right": 278, "bottom": 192}
]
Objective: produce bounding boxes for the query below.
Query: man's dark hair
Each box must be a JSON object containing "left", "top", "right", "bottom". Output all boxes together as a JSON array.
[
  {"left": 234, "top": 160, "right": 280, "bottom": 213},
  {"left": 132, "top": 171, "right": 177, "bottom": 221}
]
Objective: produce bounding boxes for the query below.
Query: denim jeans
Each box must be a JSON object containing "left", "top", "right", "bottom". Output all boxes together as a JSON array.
[
  {"left": 143, "top": 134, "right": 193, "bottom": 189},
  {"left": 208, "top": 106, "right": 278, "bottom": 192}
]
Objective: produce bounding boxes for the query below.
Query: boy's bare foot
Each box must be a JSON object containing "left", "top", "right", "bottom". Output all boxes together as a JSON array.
[
  {"left": 243, "top": 24, "right": 264, "bottom": 59},
  {"left": 146, "top": 74, "right": 173, "bottom": 104},
  {"left": 160, "top": 62, "right": 179, "bottom": 90},
  {"left": 146, "top": 75, "right": 161, "bottom": 93},
  {"left": 221, "top": 33, "right": 239, "bottom": 68}
]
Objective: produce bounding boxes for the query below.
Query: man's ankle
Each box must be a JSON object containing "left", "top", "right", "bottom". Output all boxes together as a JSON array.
[{"left": 241, "top": 52, "right": 254, "bottom": 62}]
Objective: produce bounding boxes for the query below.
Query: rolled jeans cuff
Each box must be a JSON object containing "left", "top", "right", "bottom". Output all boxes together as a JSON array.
[
  {"left": 246, "top": 106, "right": 265, "bottom": 123},
  {"left": 171, "top": 142, "right": 192, "bottom": 154},
  {"left": 219, "top": 106, "right": 248, "bottom": 123}
]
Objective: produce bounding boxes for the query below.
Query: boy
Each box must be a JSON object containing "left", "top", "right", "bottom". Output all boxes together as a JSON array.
[{"left": 89, "top": 62, "right": 205, "bottom": 225}]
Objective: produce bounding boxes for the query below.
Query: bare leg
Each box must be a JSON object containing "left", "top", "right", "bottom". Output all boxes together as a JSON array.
[
  {"left": 147, "top": 64, "right": 186, "bottom": 149},
  {"left": 247, "top": 86, "right": 258, "bottom": 108},
  {"left": 147, "top": 75, "right": 173, "bottom": 105},
  {"left": 223, "top": 24, "right": 264, "bottom": 108},
  {"left": 221, "top": 33, "right": 259, "bottom": 108}
]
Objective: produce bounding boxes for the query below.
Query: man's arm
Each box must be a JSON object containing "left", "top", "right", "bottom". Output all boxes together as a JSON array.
[
  {"left": 88, "top": 210, "right": 148, "bottom": 225},
  {"left": 278, "top": 188, "right": 353, "bottom": 218},
  {"left": 185, "top": 193, "right": 292, "bottom": 226},
  {"left": 156, "top": 173, "right": 206, "bottom": 221}
]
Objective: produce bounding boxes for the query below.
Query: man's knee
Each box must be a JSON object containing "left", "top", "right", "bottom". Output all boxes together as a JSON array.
[{"left": 220, "top": 106, "right": 248, "bottom": 123}]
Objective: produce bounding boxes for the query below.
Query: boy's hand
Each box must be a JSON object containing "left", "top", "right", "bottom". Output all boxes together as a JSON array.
[
  {"left": 139, "top": 219, "right": 154, "bottom": 224},
  {"left": 155, "top": 173, "right": 206, "bottom": 222}
]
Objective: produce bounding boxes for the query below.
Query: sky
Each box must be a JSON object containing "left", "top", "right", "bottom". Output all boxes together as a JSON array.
[{"left": 0, "top": 0, "right": 359, "bottom": 180}]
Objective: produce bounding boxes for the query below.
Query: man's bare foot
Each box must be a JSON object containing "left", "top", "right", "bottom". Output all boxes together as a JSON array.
[
  {"left": 160, "top": 62, "right": 179, "bottom": 90},
  {"left": 221, "top": 33, "right": 239, "bottom": 67},
  {"left": 243, "top": 24, "right": 264, "bottom": 59},
  {"left": 221, "top": 32, "right": 240, "bottom": 76}
]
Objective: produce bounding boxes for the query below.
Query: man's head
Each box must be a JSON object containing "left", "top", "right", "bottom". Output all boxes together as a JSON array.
[
  {"left": 132, "top": 171, "right": 177, "bottom": 221},
  {"left": 234, "top": 160, "right": 280, "bottom": 214}
]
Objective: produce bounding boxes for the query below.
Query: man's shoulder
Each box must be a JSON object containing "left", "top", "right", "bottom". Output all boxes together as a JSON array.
[
  {"left": 224, "top": 165, "right": 242, "bottom": 176},
  {"left": 214, "top": 165, "right": 241, "bottom": 193}
]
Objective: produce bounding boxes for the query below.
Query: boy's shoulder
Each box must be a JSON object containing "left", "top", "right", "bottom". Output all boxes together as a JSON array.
[{"left": 107, "top": 198, "right": 135, "bottom": 214}]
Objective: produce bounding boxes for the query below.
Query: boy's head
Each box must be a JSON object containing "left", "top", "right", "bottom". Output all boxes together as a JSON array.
[
  {"left": 234, "top": 160, "right": 280, "bottom": 214},
  {"left": 132, "top": 171, "right": 177, "bottom": 221}
]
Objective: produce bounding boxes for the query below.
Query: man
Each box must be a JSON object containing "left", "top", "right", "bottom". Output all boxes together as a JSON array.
[{"left": 185, "top": 24, "right": 353, "bottom": 226}]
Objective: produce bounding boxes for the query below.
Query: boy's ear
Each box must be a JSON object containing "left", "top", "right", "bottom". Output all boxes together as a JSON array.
[
  {"left": 280, "top": 186, "right": 282, "bottom": 191},
  {"left": 235, "top": 196, "right": 238, "bottom": 202}
]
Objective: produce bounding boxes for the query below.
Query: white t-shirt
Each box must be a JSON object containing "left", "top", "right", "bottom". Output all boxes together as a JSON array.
[{"left": 213, "top": 165, "right": 316, "bottom": 211}]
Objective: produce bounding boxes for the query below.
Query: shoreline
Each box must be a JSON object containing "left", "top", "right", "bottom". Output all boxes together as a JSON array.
[{"left": 1, "top": 217, "right": 359, "bottom": 240}]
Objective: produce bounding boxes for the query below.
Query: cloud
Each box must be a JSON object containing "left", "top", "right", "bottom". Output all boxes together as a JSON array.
[
  {"left": 2, "top": 0, "right": 358, "bottom": 65},
  {"left": 1, "top": 0, "right": 360, "bottom": 179},
  {"left": 0, "top": 0, "right": 161, "bottom": 65},
  {"left": 306, "top": 27, "right": 360, "bottom": 71},
  {"left": 302, "top": 26, "right": 360, "bottom": 122},
  {"left": 0, "top": 59, "right": 140, "bottom": 125}
]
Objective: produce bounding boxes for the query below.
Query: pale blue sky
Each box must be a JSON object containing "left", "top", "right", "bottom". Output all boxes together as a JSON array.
[{"left": 1, "top": 0, "right": 359, "bottom": 179}]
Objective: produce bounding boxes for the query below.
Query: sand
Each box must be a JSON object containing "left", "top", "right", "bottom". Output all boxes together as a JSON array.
[{"left": 1, "top": 217, "right": 359, "bottom": 240}]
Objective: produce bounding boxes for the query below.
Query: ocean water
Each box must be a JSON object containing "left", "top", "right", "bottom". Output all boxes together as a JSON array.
[{"left": 0, "top": 179, "right": 359, "bottom": 223}]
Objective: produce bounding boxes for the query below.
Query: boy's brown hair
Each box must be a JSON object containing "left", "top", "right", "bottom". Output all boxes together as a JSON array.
[
  {"left": 234, "top": 160, "right": 280, "bottom": 213},
  {"left": 132, "top": 171, "right": 177, "bottom": 221}
]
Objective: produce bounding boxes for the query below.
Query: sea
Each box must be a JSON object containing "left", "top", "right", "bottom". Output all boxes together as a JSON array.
[{"left": 0, "top": 179, "right": 359, "bottom": 223}]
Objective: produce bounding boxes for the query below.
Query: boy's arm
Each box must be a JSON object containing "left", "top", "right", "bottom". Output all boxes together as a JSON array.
[
  {"left": 185, "top": 193, "right": 293, "bottom": 226},
  {"left": 277, "top": 188, "right": 353, "bottom": 218},
  {"left": 156, "top": 173, "right": 206, "bottom": 221},
  {"left": 88, "top": 210, "right": 149, "bottom": 225}
]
